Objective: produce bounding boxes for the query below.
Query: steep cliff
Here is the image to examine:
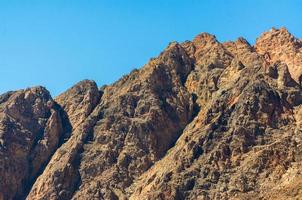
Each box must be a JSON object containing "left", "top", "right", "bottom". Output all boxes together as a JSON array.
[{"left": 0, "top": 27, "right": 301, "bottom": 200}]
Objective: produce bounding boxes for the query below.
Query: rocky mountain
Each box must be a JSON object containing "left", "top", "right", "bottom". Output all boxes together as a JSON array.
[{"left": 0, "top": 27, "right": 301, "bottom": 200}]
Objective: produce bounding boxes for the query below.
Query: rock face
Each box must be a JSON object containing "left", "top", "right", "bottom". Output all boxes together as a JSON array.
[
  {"left": 55, "top": 80, "right": 101, "bottom": 130},
  {"left": 255, "top": 27, "right": 302, "bottom": 84},
  {"left": 1, "top": 27, "right": 302, "bottom": 200},
  {"left": 0, "top": 87, "right": 65, "bottom": 200}
]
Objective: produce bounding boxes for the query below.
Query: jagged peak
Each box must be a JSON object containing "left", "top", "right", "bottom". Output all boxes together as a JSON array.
[
  {"left": 56, "top": 79, "right": 97, "bottom": 97},
  {"left": 55, "top": 79, "right": 100, "bottom": 130},
  {"left": 2, "top": 27, "right": 302, "bottom": 200},
  {"left": 262, "top": 26, "right": 291, "bottom": 36},
  {"left": 166, "top": 41, "right": 179, "bottom": 48},
  {"left": 254, "top": 27, "right": 302, "bottom": 83},
  {"left": 193, "top": 32, "right": 218, "bottom": 46},
  {"left": 269, "top": 26, "right": 290, "bottom": 34},
  {"left": 22, "top": 85, "right": 50, "bottom": 94},
  {"left": 255, "top": 27, "right": 298, "bottom": 47},
  {"left": 8, "top": 86, "right": 53, "bottom": 102},
  {"left": 223, "top": 37, "right": 253, "bottom": 51},
  {"left": 235, "top": 37, "right": 251, "bottom": 46},
  {"left": 159, "top": 41, "right": 189, "bottom": 60}
]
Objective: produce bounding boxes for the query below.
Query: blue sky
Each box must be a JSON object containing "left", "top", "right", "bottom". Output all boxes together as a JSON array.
[{"left": 0, "top": 0, "right": 301, "bottom": 96}]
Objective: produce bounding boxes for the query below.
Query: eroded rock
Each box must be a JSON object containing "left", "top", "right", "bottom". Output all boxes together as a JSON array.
[{"left": 1, "top": 27, "right": 302, "bottom": 200}]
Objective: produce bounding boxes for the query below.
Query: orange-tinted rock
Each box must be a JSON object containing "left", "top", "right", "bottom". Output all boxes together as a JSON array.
[
  {"left": 1, "top": 28, "right": 302, "bottom": 200},
  {"left": 255, "top": 27, "right": 302, "bottom": 84},
  {"left": 0, "top": 87, "right": 64, "bottom": 200}
]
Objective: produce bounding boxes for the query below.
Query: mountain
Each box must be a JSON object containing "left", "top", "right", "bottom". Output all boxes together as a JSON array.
[{"left": 0, "top": 27, "right": 302, "bottom": 200}]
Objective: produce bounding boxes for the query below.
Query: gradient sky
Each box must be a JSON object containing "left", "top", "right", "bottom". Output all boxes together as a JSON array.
[{"left": 0, "top": 0, "right": 301, "bottom": 96}]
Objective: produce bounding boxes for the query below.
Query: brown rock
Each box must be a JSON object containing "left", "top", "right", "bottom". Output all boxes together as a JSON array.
[
  {"left": 255, "top": 27, "right": 302, "bottom": 84},
  {"left": 1, "top": 27, "right": 302, "bottom": 200},
  {"left": 0, "top": 87, "right": 64, "bottom": 200},
  {"left": 55, "top": 80, "right": 101, "bottom": 130}
]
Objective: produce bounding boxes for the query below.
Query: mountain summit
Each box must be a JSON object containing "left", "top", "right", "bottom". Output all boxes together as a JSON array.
[{"left": 0, "top": 28, "right": 302, "bottom": 200}]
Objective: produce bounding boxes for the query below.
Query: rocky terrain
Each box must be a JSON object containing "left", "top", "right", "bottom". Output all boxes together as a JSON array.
[{"left": 0, "top": 27, "right": 301, "bottom": 200}]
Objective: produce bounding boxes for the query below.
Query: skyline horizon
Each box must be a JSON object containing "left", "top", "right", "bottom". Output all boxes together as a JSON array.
[
  {"left": 1, "top": 26, "right": 299, "bottom": 97},
  {"left": 1, "top": 1, "right": 301, "bottom": 96}
]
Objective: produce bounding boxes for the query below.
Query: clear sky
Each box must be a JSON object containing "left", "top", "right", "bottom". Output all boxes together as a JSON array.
[{"left": 0, "top": 0, "right": 301, "bottom": 96}]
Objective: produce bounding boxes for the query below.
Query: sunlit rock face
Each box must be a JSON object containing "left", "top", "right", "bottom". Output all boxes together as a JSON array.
[
  {"left": 0, "top": 87, "right": 65, "bottom": 200},
  {"left": 1, "top": 28, "right": 302, "bottom": 200},
  {"left": 255, "top": 27, "right": 302, "bottom": 84}
]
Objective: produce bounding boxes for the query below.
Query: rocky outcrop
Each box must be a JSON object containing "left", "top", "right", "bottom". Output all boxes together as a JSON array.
[
  {"left": 26, "top": 80, "right": 103, "bottom": 200},
  {"left": 255, "top": 27, "right": 302, "bottom": 84},
  {"left": 55, "top": 80, "right": 101, "bottom": 130},
  {"left": 1, "top": 27, "right": 302, "bottom": 200},
  {"left": 128, "top": 28, "right": 302, "bottom": 200},
  {"left": 0, "top": 87, "right": 65, "bottom": 200},
  {"left": 27, "top": 42, "right": 195, "bottom": 200}
]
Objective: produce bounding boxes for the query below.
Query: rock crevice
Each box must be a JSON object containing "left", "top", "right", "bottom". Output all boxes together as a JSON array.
[{"left": 1, "top": 27, "right": 302, "bottom": 200}]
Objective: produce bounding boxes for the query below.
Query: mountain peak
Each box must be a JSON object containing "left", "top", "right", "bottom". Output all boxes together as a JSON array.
[
  {"left": 256, "top": 27, "right": 294, "bottom": 44},
  {"left": 1, "top": 27, "right": 302, "bottom": 200},
  {"left": 255, "top": 27, "right": 302, "bottom": 83},
  {"left": 193, "top": 32, "right": 217, "bottom": 45}
]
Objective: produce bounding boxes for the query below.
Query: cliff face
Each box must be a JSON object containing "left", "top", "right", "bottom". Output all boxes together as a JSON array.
[
  {"left": 0, "top": 87, "right": 66, "bottom": 200},
  {"left": 1, "top": 27, "right": 302, "bottom": 200}
]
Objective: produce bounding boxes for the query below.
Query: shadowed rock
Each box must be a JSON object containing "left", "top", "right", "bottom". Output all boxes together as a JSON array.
[{"left": 1, "top": 28, "right": 302, "bottom": 200}]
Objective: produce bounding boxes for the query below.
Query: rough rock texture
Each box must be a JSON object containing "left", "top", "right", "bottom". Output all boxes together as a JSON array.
[
  {"left": 255, "top": 27, "right": 302, "bottom": 84},
  {"left": 1, "top": 27, "right": 302, "bottom": 200},
  {"left": 55, "top": 80, "right": 101, "bottom": 130},
  {"left": 27, "top": 42, "right": 195, "bottom": 200},
  {"left": 0, "top": 87, "right": 65, "bottom": 200}
]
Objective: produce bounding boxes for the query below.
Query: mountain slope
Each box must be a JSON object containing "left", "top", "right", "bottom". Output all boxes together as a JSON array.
[{"left": 0, "top": 27, "right": 301, "bottom": 200}]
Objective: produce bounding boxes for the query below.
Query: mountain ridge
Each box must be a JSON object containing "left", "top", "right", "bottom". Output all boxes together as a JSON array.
[{"left": 0, "top": 27, "right": 302, "bottom": 200}]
